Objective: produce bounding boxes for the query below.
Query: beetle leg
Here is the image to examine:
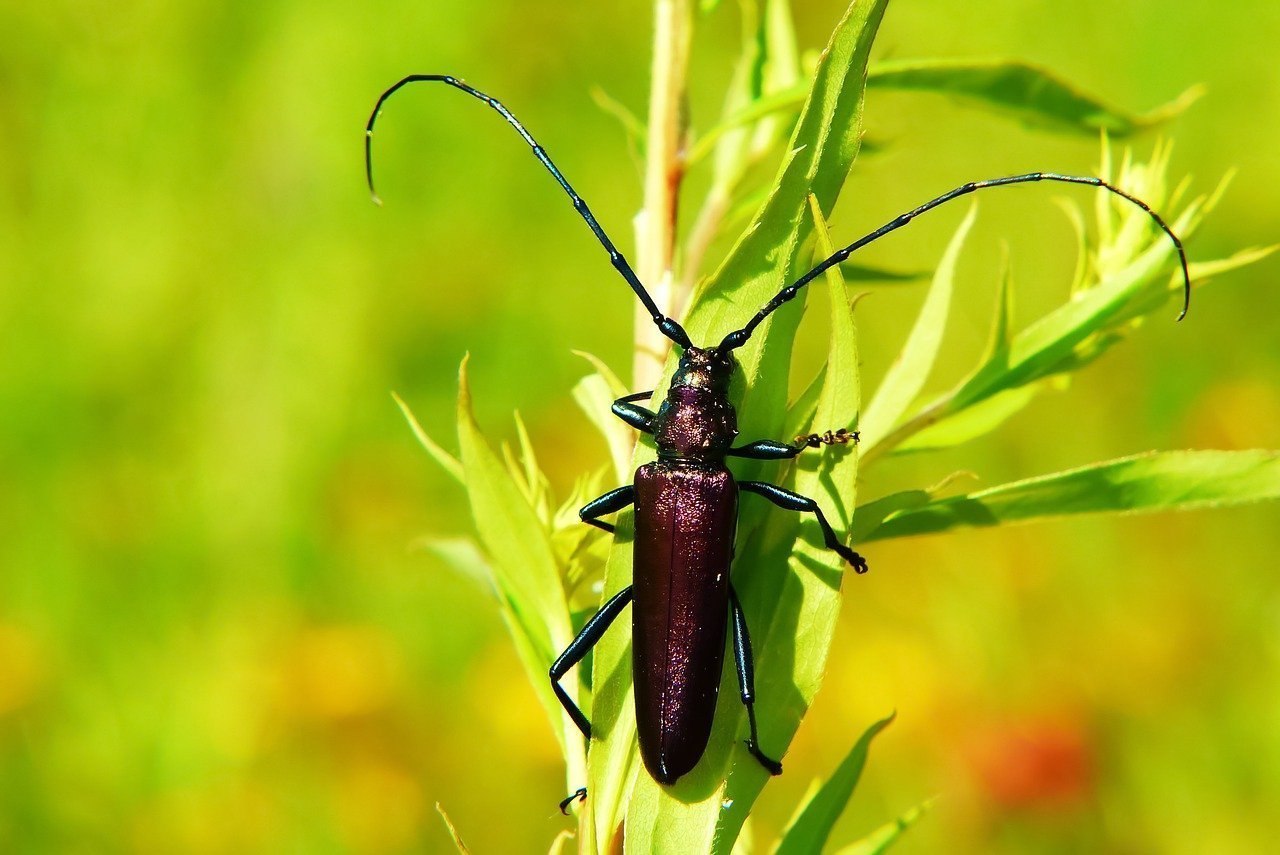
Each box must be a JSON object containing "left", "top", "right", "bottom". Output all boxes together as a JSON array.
[
  {"left": 728, "top": 439, "right": 801, "bottom": 460},
  {"left": 550, "top": 586, "right": 635, "bottom": 739},
  {"left": 739, "top": 481, "right": 870, "bottom": 574},
  {"left": 794, "top": 428, "right": 859, "bottom": 449},
  {"left": 612, "top": 390, "right": 656, "bottom": 434},
  {"left": 729, "top": 585, "right": 783, "bottom": 776},
  {"left": 579, "top": 485, "right": 636, "bottom": 533},
  {"left": 729, "top": 428, "right": 858, "bottom": 459},
  {"left": 558, "top": 787, "right": 588, "bottom": 815},
  {"left": 728, "top": 439, "right": 806, "bottom": 460}
]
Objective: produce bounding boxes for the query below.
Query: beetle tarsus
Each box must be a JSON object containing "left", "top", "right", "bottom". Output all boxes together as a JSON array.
[
  {"left": 559, "top": 787, "right": 588, "bottom": 815},
  {"left": 795, "top": 428, "right": 859, "bottom": 448},
  {"left": 745, "top": 739, "right": 783, "bottom": 776},
  {"left": 839, "top": 546, "right": 870, "bottom": 575}
]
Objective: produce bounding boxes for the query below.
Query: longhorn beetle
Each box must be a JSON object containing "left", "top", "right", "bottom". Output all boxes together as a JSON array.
[{"left": 366, "top": 76, "right": 1191, "bottom": 799}]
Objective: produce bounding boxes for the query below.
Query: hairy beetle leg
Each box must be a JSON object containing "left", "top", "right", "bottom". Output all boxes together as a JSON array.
[{"left": 795, "top": 427, "right": 859, "bottom": 448}]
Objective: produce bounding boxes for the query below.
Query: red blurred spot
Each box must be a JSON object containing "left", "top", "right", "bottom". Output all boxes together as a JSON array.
[{"left": 964, "top": 716, "right": 1096, "bottom": 813}]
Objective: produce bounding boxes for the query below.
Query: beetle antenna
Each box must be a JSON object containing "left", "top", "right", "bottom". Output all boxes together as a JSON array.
[
  {"left": 718, "top": 173, "right": 1191, "bottom": 352},
  {"left": 367, "top": 75, "right": 692, "bottom": 350}
]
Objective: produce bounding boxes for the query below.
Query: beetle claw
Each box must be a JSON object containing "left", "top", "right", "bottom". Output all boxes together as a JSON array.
[
  {"left": 836, "top": 546, "right": 870, "bottom": 574},
  {"left": 559, "top": 786, "right": 588, "bottom": 815},
  {"left": 745, "top": 739, "right": 784, "bottom": 776}
]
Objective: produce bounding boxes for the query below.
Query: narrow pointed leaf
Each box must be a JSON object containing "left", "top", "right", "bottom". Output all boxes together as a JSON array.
[
  {"left": 682, "top": 0, "right": 888, "bottom": 443},
  {"left": 572, "top": 355, "right": 636, "bottom": 485},
  {"left": 1188, "top": 245, "right": 1279, "bottom": 282},
  {"left": 454, "top": 358, "right": 582, "bottom": 777},
  {"left": 591, "top": 87, "right": 647, "bottom": 156},
  {"left": 860, "top": 449, "right": 1280, "bottom": 542},
  {"left": 832, "top": 798, "right": 934, "bottom": 855},
  {"left": 893, "top": 382, "right": 1046, "bottom": 454},
  {"left": 866, "top": 58, "right": 1203, "bottom": 136},
  {"left": 978, "top": 261, "right": 1015, "bottom": 367},
  {"left": 951, "top": 227, "right": 1178, "bottom": 413},
  {"left": 775, "top": 713, "right": 895, "bottom": 855},
  {"left": 839, "top": 262, "right": 928, "bottom": 282},
  {"left": 393, "top": 391, "right": 463, "bottom": 483},
  {"left": 861, "top": 205, "right": 975, "bottom": 448},
  {"left": 424, "top": 537, "right": 492, "bottom": 591},
  {"left": 592, "top": 6, "right": 889, "bottom": 852},
  {"left": 716, "top": 193, "right": 864, "bottom": 849}
]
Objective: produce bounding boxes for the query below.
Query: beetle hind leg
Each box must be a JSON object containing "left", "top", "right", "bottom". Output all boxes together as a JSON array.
[
  {"left": 550, "top": 586, "right": 635, "bottom": 740},
  {"left": 729, "top": 586, "right": 783, "bottom": 776}
]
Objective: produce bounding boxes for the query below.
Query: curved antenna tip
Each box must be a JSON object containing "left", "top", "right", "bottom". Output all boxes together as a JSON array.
[{"left": 370, "top": 192, "right": 384, "bottom": 207}]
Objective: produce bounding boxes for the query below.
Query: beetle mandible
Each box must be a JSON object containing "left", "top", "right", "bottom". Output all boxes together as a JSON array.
[{"left": 365, "top": 75, "right": 1191, "bottom": 795}]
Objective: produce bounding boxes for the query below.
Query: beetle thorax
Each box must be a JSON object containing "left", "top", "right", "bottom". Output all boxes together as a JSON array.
[{"left": 653, "top": 347, "right": 739, "bottom": 462}]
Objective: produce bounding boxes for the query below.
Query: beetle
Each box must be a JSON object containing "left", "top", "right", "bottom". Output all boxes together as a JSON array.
[{"left": 365, "top": 75, "right": 1191, "bottom": 797}]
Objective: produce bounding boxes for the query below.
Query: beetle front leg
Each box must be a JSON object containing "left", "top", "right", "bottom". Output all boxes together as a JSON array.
[
  {"left": 612, "top": 390, "right": 656, "bottom": 434},
  {"left": 729, "top": 428, "right": 858, "bottom": 460},
  {"left": 550, "top": 585, "right": 635, "bottom": 740},
  {"left": 729, "top": 585, "right": 783, "bottom": 776},
  {"left": 740, "top": 481, "right": 869, "bottom": 573},
  {"left": 579, "top": 485, "right": 635, "bottom": 533}
]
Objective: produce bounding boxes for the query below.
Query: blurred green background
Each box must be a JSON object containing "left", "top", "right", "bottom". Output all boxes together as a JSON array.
[{"left": 2, "top": 0, "right": 1277, "bottom": 851}]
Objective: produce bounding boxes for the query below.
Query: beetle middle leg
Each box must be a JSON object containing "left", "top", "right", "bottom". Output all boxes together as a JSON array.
[
  {"left": 740, "top": 481, "right": 869, "bottom": 574},
  {"left": 579, "top": 484, "right": 635, "bottom": 533},
  {"left": 729, "top": 584, "right": 783, "bottom": 776},
  {"left": 550, "top": 585, "right": 635, "bottom": 739}
]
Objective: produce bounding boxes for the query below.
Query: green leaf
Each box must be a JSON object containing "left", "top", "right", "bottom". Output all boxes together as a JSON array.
[
  {"left": 590, "top": 86, "right": 647, "bottom": 157},
  {"left": 861, "top": 205, "right": 975, "bottom": 450},
  {"left": 546, "top": 829, "right": 575, "bottom": 855},
  {"left": 866, "top": 58, "right": 1203, "bottom": 136},
  {"left": 722, "top": 191, "right": 865, "bottom": 848},
  {"left": 860, "top": 449, "right": 1280, "bottom": 542},
  {"left": 454, "top": 357, "right": 584, "bottom": 782},
  {"left": 894, "top": 382, "right": 1047, "bottom": 454},
  {"left": 838, "top": 262, "right": 927, "bottom": 283},
  {"left": 423, "top": 537, "right": 492, "bottom": 592},
  {"left": 775, "top": 713, "right": 895, "bottom": 855},
  {"left": 607, "top": 6, "right": 887, "bottom": 849},
  {"left": 685, "top": 0, "right": 887, "bottom": 444},
  {"left": 689, "top": 85, "right": 806, "bottom": 166},
  {"left": 393, "top": 391, "right": 463, "bottom": 483},
  {"left": 949, "top": 218, "right": 1181, "bottom": 415},
  {"left": 571, "top": 351, "right": 635, "bottom": 485},
  {"left": 1189, "top": 244, "right": 1279, "bottom": 283},
  {"left": 832, "top": 798, "right": 934, "bottom": 855}
]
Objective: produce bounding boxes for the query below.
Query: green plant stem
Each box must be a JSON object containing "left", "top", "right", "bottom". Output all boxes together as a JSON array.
[{"left": 633, "top": 0, "right": 693, "bottom": 389}]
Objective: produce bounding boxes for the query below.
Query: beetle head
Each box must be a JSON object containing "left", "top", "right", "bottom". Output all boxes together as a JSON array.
[{"left": 670, "top": 346, "right": 736, "bottom": 395}]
